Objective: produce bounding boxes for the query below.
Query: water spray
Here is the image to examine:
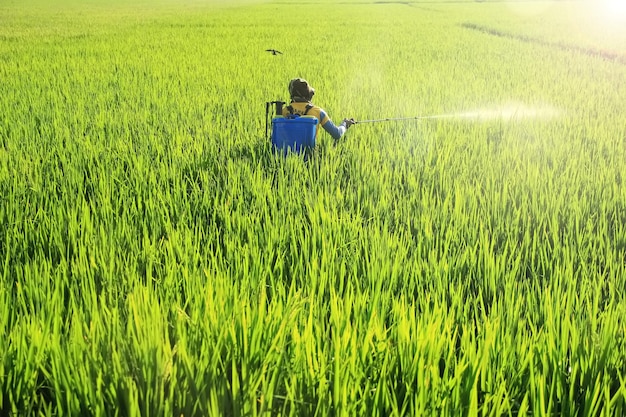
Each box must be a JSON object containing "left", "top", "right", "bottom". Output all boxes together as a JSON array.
[{"left": 355, "top": 105, "right": 561, "bottom": 124}]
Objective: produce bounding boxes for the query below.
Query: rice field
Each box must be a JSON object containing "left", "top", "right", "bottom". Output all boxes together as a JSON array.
[{"left": 1, "top": 0, "right": 626, "bottom": 415}]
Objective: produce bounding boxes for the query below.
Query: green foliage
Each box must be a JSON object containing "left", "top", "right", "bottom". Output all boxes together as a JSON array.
[{"left": 1, "top": 1, "right": 626, "bottom": 416}]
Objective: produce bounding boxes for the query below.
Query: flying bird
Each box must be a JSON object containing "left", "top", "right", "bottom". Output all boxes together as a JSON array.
[{"left": 265, "top": 49, "right": 283, "bottom": 55}]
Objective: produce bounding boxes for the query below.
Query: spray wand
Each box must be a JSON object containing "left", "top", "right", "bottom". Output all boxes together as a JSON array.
[{"left": 354, "top": 114, "right": 453, "bottom": 124}]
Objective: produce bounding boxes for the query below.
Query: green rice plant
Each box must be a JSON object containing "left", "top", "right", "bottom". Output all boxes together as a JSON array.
[{"left": 1, "top": 0, "right": 626, "bottom": 415}]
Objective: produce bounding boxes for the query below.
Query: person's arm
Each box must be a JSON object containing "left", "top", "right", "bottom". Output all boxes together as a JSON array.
[
  {"left": 322, "top": 119, "right": 347, "bottom": 140},
  {"left": 320, "top": 110, "right": 354, "bottom": 141}
]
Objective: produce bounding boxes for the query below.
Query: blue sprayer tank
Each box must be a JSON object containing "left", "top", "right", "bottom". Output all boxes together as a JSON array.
[{"left": 271, "top": 115, "right": 318, "bottom": 155}]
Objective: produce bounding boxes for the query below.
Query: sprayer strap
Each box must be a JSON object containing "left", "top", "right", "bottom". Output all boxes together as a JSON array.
[{"left": 286, "top": 104, "right": 314, "bottom": 116}]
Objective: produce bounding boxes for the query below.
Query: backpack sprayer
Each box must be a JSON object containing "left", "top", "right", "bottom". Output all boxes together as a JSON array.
[
  {"left": 265, "top": 100, "right": 318, "bottom": 155},
  {"left": 264, "top": 102, "right": 447, "bottom": 154}
]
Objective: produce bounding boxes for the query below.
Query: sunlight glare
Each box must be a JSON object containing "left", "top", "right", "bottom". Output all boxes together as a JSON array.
[{"left": 601, "top": 0, "right": 626, "bottom": 22}]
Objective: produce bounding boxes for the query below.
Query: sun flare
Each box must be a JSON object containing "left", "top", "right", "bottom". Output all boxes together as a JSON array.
[{"left": 601, "top": 0, "right": 626, "bottom": 22}]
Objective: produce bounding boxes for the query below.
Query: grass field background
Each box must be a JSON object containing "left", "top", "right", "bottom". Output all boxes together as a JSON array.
[{"left": 1, "top": 0, "right": 626, "bottom": 415}]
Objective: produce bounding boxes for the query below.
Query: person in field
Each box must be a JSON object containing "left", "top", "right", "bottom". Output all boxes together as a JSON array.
[{"left": 282, "top": 78, "right": 354, "bottom": 143}]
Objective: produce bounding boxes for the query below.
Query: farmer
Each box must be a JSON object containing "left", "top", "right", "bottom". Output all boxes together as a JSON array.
[{"left": 282, "top": 78, "right": 354, "bottom": 143}]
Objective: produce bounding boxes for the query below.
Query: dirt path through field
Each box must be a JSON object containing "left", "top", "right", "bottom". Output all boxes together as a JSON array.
[{"left": 462, "top": 22, "right": 626, "bottom": 65}]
